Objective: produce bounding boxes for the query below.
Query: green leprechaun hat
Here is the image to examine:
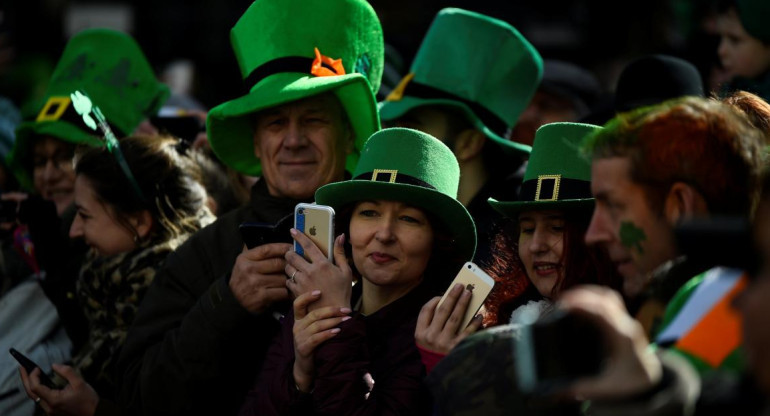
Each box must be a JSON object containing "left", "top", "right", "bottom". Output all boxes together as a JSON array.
[
  {"left": 489, "top": 122, "right": 600, "bottom": 216},
  {"left": 379, "top": 8, "right": 542, "bottom": 156},
  {"left": 316, "top": 127, "right": 477, "bottom": 260},
  {"left": 206, "top": 0, "right": 384, "bottom": 176},
  {"left": 9, "top": 29, "right": 169, "bottom": 189}
]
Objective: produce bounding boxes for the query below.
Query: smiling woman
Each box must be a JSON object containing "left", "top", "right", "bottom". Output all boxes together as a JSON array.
[
  {"left": 20, "top": 134, "right": 214, "bottom": 413},
  {"left": 239, "top": 128, "right": 475, "bottom": 416}
]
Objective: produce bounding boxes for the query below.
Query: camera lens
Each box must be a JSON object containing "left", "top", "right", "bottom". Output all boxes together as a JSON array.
[
  {"left": 298, "top": 208, "right": 304, "bottom": 215},
  {"left": 467, "top": 264, "right": 471, "bottom": 269}
]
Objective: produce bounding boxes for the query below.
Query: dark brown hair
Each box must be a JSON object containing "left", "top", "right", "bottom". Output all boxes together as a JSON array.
[{"left": 75, "top": 135, "right": 209, "bottom": 242}]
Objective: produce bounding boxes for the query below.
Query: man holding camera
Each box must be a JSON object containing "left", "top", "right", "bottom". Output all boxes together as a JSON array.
[{"left": 115, "top": 0, "right": 383, "bottom": 414}]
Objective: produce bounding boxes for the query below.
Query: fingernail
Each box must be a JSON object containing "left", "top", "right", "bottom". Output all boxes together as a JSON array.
[
  {"left": 290, "top": 228, "right": 298, "bottom": 235},
  {"left": 340, "top": 307, "right": 352, "bottom": 314},
  {"left": 312, "top": 290, "right": 321, "bottom": 296},
  {"left": 341, "top": 316, "right": 351, "bottom": 321},
  {"left": 331, "top": 328, "right": 341, "bottom": 333},
  {"left": 454, "top": 283, "right": 463, "bottom": 291}
]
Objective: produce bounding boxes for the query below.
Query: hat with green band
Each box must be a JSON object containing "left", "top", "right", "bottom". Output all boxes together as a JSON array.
[
  {"left": 378, "top": 8, "right": 542, "bottom": 157},
  {"left": 206, "top": 0, "right": 384, "bottom": 176},
  {"left": 489, "top": 122, "right": 600, "bottom": 216},
  {"left": 315, "top": 127, "right": 477, "bottom": 261},
  {"left": 9, "top": 28, "right": 169, "bottom": 189}
]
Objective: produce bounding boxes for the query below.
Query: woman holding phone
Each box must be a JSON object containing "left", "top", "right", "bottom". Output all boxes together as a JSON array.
[
  {"left": 19, "top": 135, "right": 213, "bottom": 415},
  {"left": 239, "top": 128, "right": 476, "bottom": 415},
  {"left": 414, "top": 122, "right": 623, "bottom": 364}
]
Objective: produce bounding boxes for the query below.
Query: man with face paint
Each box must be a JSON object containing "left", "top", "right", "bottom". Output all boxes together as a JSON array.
[{"left": 582, "top": 95, "right": 764, "bottom": 373}]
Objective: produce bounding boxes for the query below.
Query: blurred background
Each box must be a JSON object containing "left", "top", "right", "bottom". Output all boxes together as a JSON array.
[{"left": 0, "top": 0, "right": 724, "bottom": 116}]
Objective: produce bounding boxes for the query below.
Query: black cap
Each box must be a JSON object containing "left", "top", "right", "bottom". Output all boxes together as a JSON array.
[{"left": 614, "top": 55, "right": 704, "bottom": 113}]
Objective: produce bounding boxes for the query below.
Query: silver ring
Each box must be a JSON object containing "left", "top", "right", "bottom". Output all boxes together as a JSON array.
[
  {"left": 34, "top": 397, "right": 41, "bottom": 404},
  {"left": 290, "top": 270, "right": 297, "bottom": 284}
]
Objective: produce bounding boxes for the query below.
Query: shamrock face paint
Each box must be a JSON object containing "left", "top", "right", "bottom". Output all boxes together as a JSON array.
[{"left": 620, "top": 221, "right": 647, "bottom": 254}]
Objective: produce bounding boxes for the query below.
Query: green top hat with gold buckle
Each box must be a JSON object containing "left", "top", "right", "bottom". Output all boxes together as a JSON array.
[
  {"left": 489, "top": 122, "right": 600, "bottom": 216},
  {"left": 9, "top": 28, "right": 169, "bottom": 189},
  {"left": 206, "top": 0, "right": 384, "bottom": 176},
  {"left": 378, "top": 8, "right": 542, "bottom": 157},
  {"left": 316, "top": 127, "right": 476, "bottom": 261}
]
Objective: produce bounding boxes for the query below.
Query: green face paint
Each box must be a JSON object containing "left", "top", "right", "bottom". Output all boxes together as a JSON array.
[{"left": 620, "top": 221, "right": 646, "bottom": 254}]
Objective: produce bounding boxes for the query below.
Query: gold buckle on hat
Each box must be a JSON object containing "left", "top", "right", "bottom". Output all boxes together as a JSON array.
[
  {"left": 36, "top": 96, "right": 72, "bottom": 122},
  {"left": 535, "top": 174, "right": 561, "bottom": 201},
  {"left": 372, "top": 169, "right": 398, "bottom": 183}
]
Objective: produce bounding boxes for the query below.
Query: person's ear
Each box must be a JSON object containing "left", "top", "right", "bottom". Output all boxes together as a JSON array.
[
  {"left": 452, "top": 129, "right": 486, "bottom": 162},
  {"left": 664, "top": 182, "right": 708, "bottom": 224},
  {"left": 130, "top": 210, "right": 154, "bottom": 240}
]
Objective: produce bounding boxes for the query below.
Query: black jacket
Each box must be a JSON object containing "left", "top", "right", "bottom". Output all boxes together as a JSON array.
[{"left": 116, "top": 180, "right": 309, "bottom": 416}]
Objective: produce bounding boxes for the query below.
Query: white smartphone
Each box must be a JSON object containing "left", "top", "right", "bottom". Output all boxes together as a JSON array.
[
  {"left": 294, "top": 203, "right": 335, "bottom": 261},
  {"left": 436, "top": 262, "right": 495, "bottom": 330}
]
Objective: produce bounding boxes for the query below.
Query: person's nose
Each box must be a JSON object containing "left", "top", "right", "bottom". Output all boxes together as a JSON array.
[
  {"left": 717, "top": 37, "right": 729, "bottom": 63},
  {"left": 282, "top": 119, "right": 308, "bottom": 150},
  {"left": 374, "top": 216, "right": 396, "bottom": 244},
  {"left": 42, "top": 159, "right": 61, "bottom": 182},
  {"left": 585, "top": 208, "right": 612, "bottom": 246},
  {"left": 69, "top": 214, "right": 83, "bottom": 239},
  {"left": 528, "top": 226, "right": 550, "bottom": 254}
]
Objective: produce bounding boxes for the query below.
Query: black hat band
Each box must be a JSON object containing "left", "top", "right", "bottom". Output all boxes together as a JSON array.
[
  {"left": 354, "top": 169, "right": 436, "bottom": 190},
  {"left": 387, "top": 78, "right": 507, "bottom": 136},
  {"left": 518, "top": 175, "right": 592, "bottom": 202}
]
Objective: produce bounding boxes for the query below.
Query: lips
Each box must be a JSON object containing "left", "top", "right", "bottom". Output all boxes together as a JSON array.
[
  {"left": 532, "top": 261, "right": 560, "bottom": 277},
  {"left": 370, "top": 252, "right": 396, "bottom": 264}
]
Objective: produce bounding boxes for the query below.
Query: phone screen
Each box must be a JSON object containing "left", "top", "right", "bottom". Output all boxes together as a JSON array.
[
  {"left": 9, "top": 348, "right": 60, "bottom": 389},
  {"left": 294, "top": 203, "right": 335, "bottom": 260},
  {"left": 436, "top": 262, "right": 495, "bottom": 329}
]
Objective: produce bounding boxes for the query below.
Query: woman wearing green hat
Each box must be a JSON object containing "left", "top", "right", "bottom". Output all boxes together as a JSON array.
[
  {"left": 239, "top": 128, "right": 476, "bottom": 415},
  {"left": 415, "top": 122, "right": 622, "bottom": 363}
]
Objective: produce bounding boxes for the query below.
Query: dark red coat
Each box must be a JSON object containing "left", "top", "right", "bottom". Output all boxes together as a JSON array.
[{"left": 240, "top": 283, "right": 434, "bottom": 416}]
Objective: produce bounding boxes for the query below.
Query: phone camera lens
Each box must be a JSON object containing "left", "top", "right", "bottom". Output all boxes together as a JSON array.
[
  {"left": 298, "top": 209, "right": 304, "bottom": 215},
  {"left": 467, "top": 264, "right": 471, "bottom": 269}
]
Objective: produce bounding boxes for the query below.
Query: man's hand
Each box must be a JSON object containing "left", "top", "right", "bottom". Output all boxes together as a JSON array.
[
  {"left": 229, "top": 242, "right": 292, "bottom": 313},
  {"left": 558, "top": 286, "right": 663, "bottom": 400}
]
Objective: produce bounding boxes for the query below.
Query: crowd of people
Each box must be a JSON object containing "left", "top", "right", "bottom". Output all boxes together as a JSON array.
[{"left": 1, "top": 0, "right": 770, "bottom": 415}]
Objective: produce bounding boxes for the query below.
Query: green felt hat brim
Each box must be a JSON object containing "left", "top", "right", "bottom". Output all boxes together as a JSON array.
[
  {"left": 316, "top": 180, "right": 476, "bottom": 261},
  {"left": 10, "top": 120, "right": 102, "bottom": 189},
  {"left": 208, "top": 72, "right": 379, "bottom": 176},
  {"left": 379, "top": 97, "right": 531, "bottom": 157},
  {"left": 488, "top": 197, "right": 595, "bottom": 218}
]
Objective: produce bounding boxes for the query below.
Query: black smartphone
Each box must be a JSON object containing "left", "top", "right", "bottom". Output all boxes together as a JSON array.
[
  {"left": 239, "top": 213, "right": 293, "bottom": 249},
  {"left": 675, "top": 216, "right": 757, "bottom": 273},
  {"left": 513, "top": 310, "right": 606, "bottom": 395},
  {"left": 9, "top": 348, "right": 60, "bottom": 389}
]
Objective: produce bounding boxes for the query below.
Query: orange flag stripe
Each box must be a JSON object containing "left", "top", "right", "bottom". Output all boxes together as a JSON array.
[{"left": 675, "top": 274, "right": 748, "bottom": 367}]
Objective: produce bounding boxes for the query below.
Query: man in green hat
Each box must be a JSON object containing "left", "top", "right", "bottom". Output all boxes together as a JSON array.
[
  {"left": 379, "top": 8, "right": 542, "bottom": 266},
  {"left": 117, "top": 0, "right": 383, "bottom": 414}
]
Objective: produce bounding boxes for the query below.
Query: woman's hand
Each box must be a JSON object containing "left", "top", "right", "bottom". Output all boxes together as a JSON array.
[
  {"left": 19, "top": 364, "right": 99, "bottom": 416},
  {"left": 292, "top": 291, "right": 352, "bottom": 392},
  {"left": 285, "top": 231, "right": 353, "bottom": 310},
  {"left": 415, "top": 283, "right": 482, "bottom": 355}
]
